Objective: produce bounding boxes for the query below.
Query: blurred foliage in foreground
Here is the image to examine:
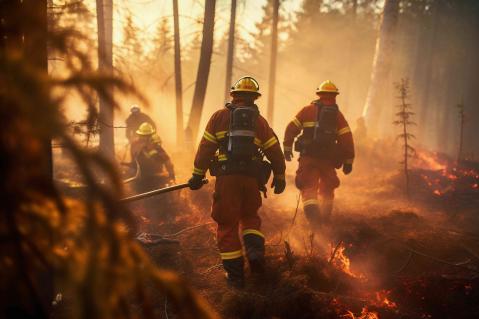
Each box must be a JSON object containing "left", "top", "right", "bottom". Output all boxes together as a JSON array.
[{"left": 0, "top": 2, "right": 217, "bottom": 319}]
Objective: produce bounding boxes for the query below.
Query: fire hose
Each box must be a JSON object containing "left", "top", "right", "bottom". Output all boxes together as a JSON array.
[{"left": 120, "top": 179, "right": 209, "bottom": 203}]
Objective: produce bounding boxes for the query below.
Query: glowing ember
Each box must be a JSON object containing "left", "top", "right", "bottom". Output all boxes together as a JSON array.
[
  {"left": 330, "top": 243, "right": 365, "bottom": 280},
  {"left": 374, "top": 290, "right": 397, "bottom": 309},
  {"left": 342, "top": 307, "right": 379, "bottom": 319}
]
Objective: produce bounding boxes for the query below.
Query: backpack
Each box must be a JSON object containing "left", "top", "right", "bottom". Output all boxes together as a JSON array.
[{"left": 226, "top": 105, "right": 259, "bottom": 160}]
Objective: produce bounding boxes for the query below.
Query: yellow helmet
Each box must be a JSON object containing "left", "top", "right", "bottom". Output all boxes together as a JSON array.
[
  {"left": 316, "top": 80, "right": 339, "bottom": 94},
  {"left": 136, "top": 122, "right": 155, "bottom": 136},
  {"left": 230, "top": 76, "right": 261, "bottom": 95}
]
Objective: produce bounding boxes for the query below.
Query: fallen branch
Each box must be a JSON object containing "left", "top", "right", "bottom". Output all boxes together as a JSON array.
[
  {"left": 201, "top": 263, "right": 223, "bottom": 275},
  {"left": 329, "top": 240, "right": 344, "bottom": 264},
  {"left": 136, "top": 232, "right": 180, "bottom": 246},
  {"left": 393, "top": 251, "right": 413, "bottom": 275},
  {"left": 164, "top": 222, "right": 215, "bottom": 238},
  {"left": 404, "top": 246, "right": 475, "bottom": 271}
]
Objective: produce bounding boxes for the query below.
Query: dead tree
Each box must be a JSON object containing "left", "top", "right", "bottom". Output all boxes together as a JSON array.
[
  {"left": 456, "top": 101, "right": 465, "bottom": 162},
  {"left": 186, "top": 0, "right": 216, "bottom": 142},
  {"left": 267, "top": 0, "right": 280, "bottom": 124},
  {"left": 394, "top": 78, "right": 416, "bottom": 198},
  {"left": 224, "top": 0, "right": 237, "bottom": 102},
  {"left": 96, "top": 0, "right": 114, "bottom": 158},
  {"left": 173, "top": 0, "right": 184, "bottom": 145},
  {"left": 362, "top": 0, "right": 400, "bottom": 134}
]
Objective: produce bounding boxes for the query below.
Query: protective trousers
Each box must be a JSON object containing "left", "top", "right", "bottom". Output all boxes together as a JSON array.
[
  {"left": 295, "top": 156, "right": 339, "bottom": 227},
  {"left": 212, "top": 175, "right": 265, "bottom": 283}
]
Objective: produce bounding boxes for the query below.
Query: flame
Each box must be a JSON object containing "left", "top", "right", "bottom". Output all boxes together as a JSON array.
[
  {"left": 342, "top": 307, "right": 379, "bottom": 319},
  {"left": 374, "top": 290, "right": 397, "bottom": 309},
  {"left": 330, "top": 243, "right": 365, "bottom": 280},
  {"left": 416, "top": 150, "right": 479, "bottom": 195},
  {"left": 415, "top": 151, "right": 447, "bottom": 171}
]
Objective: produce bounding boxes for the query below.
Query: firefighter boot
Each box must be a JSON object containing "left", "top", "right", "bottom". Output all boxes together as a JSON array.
[
  {"left": 223, "top": 257, "right": 245, "bottom": 288},
  {"left": 320, "top": 198, "right": 334, "bottom": 224},
  {"left": 243, "top": 232, "right": 265, "bottom": 275},
  {"left": 304, "top": 204, "right": 321, "bottom": 229}
]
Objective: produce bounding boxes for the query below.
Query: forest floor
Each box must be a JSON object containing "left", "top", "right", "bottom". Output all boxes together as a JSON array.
[{"left": 54, "top": 141, "right": 479, "bottom": 319}]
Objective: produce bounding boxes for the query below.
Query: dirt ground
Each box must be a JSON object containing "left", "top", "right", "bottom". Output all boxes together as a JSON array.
[{"left": 54, "top": 141, "right": 479, "bottom": 319}]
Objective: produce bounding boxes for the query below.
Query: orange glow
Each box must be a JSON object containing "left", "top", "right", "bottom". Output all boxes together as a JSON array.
[
  {"left": 343, "top": 307, "right": 379, "bottom": 319},
  {"left": 374, "top": 290, "right": 397, "bottom": 309},
  {"left": 415, "top": 151, "right": 447, "bottom": 171},
  {"left": 330, "top": 243, "right": 365, "bottom": 280}
]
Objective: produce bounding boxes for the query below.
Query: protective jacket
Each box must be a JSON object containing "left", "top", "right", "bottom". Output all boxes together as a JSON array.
[
  {"left": 284, "top": 99, "right": 355, "bottom": 227},
  {"left": 283, "top": 100, "right": 354, "bottom": 166},
  {"left": 192, "top": 102, "right": 285, "bottom": 278},
  {"left": 193, "top": 104, "right": 285, "bottom": 179},
  {"left": 134, "top": 140, "right": 174, "bottom": 180}
]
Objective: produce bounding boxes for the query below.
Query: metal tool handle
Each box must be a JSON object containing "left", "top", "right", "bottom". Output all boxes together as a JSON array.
[{"left": 120, "top": 179, "right": 208, "bottom": 203}]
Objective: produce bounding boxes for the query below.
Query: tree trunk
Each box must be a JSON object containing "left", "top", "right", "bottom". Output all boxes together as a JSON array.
[
  {"left": 267, "top": 0, "right": 279, "bottom": 124},
  {"left": 342, "top": 0, "right": 358, "bottom": 115},
  {"left": 173, "top": 0, "right": 184, "bottom": 145},
  {"left": 25, "top": 0, "right": 52, "bottom": 178},
  {"left": 224, "top": 0, "right": 237, "bottom": 102},
  {"left": 96, "top": 0, "right": 114, "bottom": 158},
  {"left": 186, "top": 0, "right": 216, "bottom": 142},
  {"left": 362, "top": 0, "right": 399, "bottom": 135},
  {"left": 415, "top": 1, "right": 440, "bottom": 144}
]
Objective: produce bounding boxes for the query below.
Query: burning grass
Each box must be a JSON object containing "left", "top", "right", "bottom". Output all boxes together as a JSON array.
[{"left": 51, "top": 141, "right": 479, "bottom": 318}]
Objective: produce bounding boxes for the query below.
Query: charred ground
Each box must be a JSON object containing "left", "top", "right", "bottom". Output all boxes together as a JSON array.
[{"left": 54, "top": 140, "right": 479, "bottom": 319}]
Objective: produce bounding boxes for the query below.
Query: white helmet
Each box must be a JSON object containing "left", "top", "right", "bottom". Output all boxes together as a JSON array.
[{"left": 130, "top": 104, "right": 140, "bottom": 113}]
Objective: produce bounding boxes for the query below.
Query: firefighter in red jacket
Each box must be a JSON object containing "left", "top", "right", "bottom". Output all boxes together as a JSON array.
[
  {"left": 283, "top": 80, "right": 354, "bottom": 228},
  {"left": 188, "top": 76, "right": 286, "bottom": 287}
]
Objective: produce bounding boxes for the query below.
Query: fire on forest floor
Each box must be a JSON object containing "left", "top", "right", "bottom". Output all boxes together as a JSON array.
[{"left": 52, "top": 143, "right": 479, "bottom": 319}]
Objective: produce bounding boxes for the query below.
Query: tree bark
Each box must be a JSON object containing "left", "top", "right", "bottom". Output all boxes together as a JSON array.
[
  {"left": 267, "top": 0, "right": 279, "bottom": 124},
  {"left": 173, "top": 0, "right": 184, "bottom": 145},
  {"left": 96, "top": 0, "right": 114, "bottom": 158},
  {"left": 224, "top": 0, "right": 237, "bottom": 102},
  {"left": 342, "top": 0, "right": 358, "bottom": 115},
  {"left": 362, "top": 0, "right": 399, "bottom": 134},
  {"left": 186, "top": 0, "right": 216, "bottom": 142}
]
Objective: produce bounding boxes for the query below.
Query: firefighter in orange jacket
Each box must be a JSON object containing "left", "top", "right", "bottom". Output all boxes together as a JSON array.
[
  {"left": 283, "top": 80, "right": 354, "bottom": 228},
  {"left": 188, "top": 76, "right": 286, "bottom": 287}
]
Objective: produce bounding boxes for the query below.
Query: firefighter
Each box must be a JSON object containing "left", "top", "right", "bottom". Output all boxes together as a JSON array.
[
  {"left": 283, "top": 80, "right": 354, "bottom": 229},
  {"left": 133, "top": 122, "right": 175, "bottom": 228},
  {"left": 126, "top": 105, "right": 158, "bottom": 164},
  {"left": 125, "top": 105, "right": 157, "bottom": 143},
  {"left": 188, "top": 76, "right": 286, "bottom": 288}
]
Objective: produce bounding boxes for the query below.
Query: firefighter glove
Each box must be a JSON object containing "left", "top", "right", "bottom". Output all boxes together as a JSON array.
[
  {"left": 284, "top": 150, "right": 293, "bottom": 162},
  {"left": 343, "top": 163, "right": 353, "bottom": 175},
  {"left": 188, "top": 174, "right": 204, "bottom": 190},
  {"left": 271, "top": 176, "right": 286, "bottom": 194}
]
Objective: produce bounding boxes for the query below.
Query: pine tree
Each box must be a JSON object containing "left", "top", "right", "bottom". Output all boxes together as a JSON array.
[
  {"left": 152, "top": 17, "right": 172, "bottom": 59},
  {"left": 393, "top": 78, "right": 416, "bottom": 198},
  {"left": 122, "top": 11, "right": 144, "bottom": 61}
]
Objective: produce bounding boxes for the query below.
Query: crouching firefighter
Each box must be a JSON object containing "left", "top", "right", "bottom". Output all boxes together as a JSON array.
[
  {"left": 283, "top": 80, "right": 355, "bottom": 229},
  {"left": 188, "top": 76, "right": 286, "bottom": 288}
]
